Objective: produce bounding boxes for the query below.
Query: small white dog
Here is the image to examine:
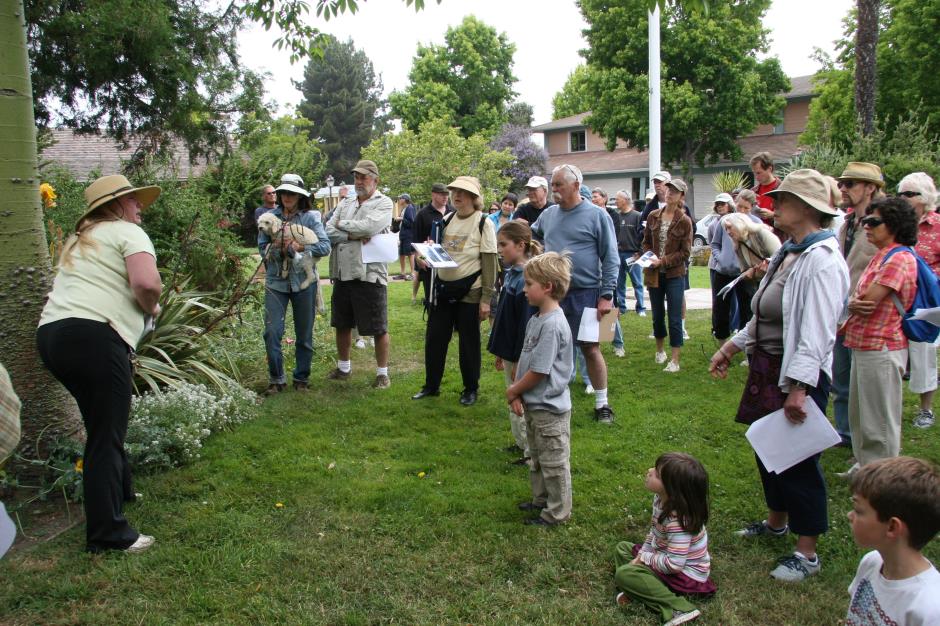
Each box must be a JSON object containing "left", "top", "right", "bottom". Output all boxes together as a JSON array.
[{"left": 257, "top": 212, "right": 319, "bottom": 289}]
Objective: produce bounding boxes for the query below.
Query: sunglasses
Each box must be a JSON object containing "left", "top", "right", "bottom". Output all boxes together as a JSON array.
[
  {"left": 837, "top": 180, "right": 857, "bottom": 190},
  {"left": 860, "top": 216, "right": 884, "bottom": 228},
  {"left": 898, "top": 191, "right": 922, "bottom": 198}
]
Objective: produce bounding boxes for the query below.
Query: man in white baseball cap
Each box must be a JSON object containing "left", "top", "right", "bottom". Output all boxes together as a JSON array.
[{"left": 512, "top": 176, "right": 552, "bottom": 225}]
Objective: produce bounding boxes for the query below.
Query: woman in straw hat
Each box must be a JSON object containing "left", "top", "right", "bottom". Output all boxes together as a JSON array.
[
  {"left": 709, "top": 169, "right": 849, "bottom": 582},
  {"left": 258, "top": 173, "right": 331, "bottom": 395},
  {"left": 37, "top": 174, "right": 163, "bottom": 553},
  {"left": 412, "top": 176, "right": 498, "bottom": 406}
]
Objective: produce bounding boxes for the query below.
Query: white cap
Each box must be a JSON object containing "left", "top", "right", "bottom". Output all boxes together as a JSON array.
[
  {"left": 714, "top": 193, "right": 734, "bottom": 204},
  {"left": 652, "top": 171, "right": 672, "bottom": 183},
  {"left": 524, "top": 175, "right": 548, "bottom": 190}
]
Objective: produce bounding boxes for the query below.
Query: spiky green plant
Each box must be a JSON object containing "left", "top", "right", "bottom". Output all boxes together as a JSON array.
[{"left": 712, "top": 170, "right": 747, "bottom": 194}]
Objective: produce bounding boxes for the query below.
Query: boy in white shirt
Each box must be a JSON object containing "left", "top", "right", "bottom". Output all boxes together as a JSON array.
[{"left": 846, "top": 456, "right": 940, "bottom": 625}]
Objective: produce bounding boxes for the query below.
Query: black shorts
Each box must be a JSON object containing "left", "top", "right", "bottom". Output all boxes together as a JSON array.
[{"left": 330, "top": 280, "right": 388, "bottom": 336}]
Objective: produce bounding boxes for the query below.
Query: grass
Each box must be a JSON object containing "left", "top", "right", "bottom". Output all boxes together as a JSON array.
[{"left": 2, "top": 280, "right": 939, "bottom": 625}]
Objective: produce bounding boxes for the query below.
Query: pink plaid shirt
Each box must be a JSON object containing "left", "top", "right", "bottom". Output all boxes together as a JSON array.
[
  {"left": 843, "top": 244, "right": 917, "bottom": 351},
  {"left": 915, "top": 211, "right": 940, "bottom": 277}
]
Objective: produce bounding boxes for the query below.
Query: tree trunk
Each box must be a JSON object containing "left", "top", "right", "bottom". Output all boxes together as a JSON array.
[
  {"left": 0, "top": 0, "right": 82, "bottom": 466},
  {"left": 855, "top": 0, "right": 880, "bottom": 136}
]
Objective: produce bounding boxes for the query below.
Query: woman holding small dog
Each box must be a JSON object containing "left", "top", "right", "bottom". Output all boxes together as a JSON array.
[
  {"left": 37, "top": 174, "right": 163, "bottom": 553},
  {"left": 258, "top": 173, "right": 331, "bottom": 394}
]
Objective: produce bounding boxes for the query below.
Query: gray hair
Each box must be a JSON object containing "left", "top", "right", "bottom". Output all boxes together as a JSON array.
[
  {"left": 591, "top": 187, "right": 608, "bottom": 199},
  {"left": 616, "top": 189, "right": 633, "bottom": 203},
  {"left": 722, "top": 213, "right": 765, "bottom": 239},
  {"left": 736, "top": 188, "right": 757, "bottom": 207},
  {"left": 898, "top": 172, "right": 938, "bottom": 209},
  {"left": 552, "top": 164, "right": 583, "bottom": 185}
]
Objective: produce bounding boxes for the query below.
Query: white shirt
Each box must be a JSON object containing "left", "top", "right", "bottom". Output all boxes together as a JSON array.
[{"left": 846, "top": 551, "right": 940, "bottom": 626}]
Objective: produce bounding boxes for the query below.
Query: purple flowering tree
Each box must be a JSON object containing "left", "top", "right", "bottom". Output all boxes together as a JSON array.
[{"left": 489, "top": 124, "right": 549, "bottom": 193}]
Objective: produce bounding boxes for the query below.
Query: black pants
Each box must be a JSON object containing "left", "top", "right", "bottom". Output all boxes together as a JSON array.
[
  {"left": 711, "top": 271, "right": 757, "bottom": 340},
  {"left": 37, "top": 319, "right": 139, "bottom": 552},
  {"left": 424, "top": 300, "right": 481, "bottom": 393}
]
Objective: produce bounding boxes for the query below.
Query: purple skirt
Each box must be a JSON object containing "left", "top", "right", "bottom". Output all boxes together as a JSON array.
[{"left": 631, "top": 543, "right": 717, "bottom": 597}]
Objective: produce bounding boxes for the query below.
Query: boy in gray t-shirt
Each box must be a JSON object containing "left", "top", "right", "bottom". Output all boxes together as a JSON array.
[{"left": 507, "top": 252, "right": 574, "bottom": 526}]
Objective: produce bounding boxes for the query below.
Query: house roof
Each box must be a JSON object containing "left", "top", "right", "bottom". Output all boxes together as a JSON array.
[
  {"left": 39, "top": 129, "right": 210, "bottom": 181},
  {"left": 546, "top": 132, "right": 804, "bottom": 175},
  {"left": 532, "top": 75, "right": 816, "bottom": 131}
]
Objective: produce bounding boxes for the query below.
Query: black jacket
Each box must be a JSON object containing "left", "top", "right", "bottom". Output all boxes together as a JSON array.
[{"left": 413, "top": 202, "right": 454, "bottom": 246}]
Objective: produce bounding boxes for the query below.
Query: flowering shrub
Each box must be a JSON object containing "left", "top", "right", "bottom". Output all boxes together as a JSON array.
[{"left": 125, "top": 379, "right": 258, "bottom": 470}]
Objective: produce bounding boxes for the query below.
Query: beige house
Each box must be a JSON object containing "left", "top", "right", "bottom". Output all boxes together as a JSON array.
[{"left": 531, "top": 75, "right": 815, "bottom": 218}]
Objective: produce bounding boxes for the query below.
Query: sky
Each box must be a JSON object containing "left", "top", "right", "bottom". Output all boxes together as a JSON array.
[{"left": 237, "top": 0, "right": 853, "bottom": 126}]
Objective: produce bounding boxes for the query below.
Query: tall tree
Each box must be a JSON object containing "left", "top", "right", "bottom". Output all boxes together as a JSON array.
[
  {"left": 579, "top": 0, "right": 788, "bottom": 183},
  {"left": 506, "top": 102, "right": 534, "bottom": 128},
  {"left": 296, "top": 37, "right": 384, "bottom": 182},
  {"left": 489, "top": 124, "right": 549, "bottom": 193},
  {"left": 551, "top": 65, "right": 594, "bottom": 120},
  {"left": 855, "top": 0, "right": 881, "bottom": 136},
  {"left": 389, "top": 15, "right": 517, "bottom": 138}
]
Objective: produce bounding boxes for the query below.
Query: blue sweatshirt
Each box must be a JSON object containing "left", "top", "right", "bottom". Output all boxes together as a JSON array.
[{"left": 531, "top": 199, "right": 619, "bottom": 296}]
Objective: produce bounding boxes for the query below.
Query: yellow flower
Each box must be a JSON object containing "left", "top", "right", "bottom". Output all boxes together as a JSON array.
[
  {"left": 39, "top": 183, "right": 57, "bottom": 209},
  {"left": 74, "top": 458, "right": 83, "bottom": 473},
  {"left": 275, "top": 502, "right": 284, "bottom": 509},
  {"left": 417, "top": 471, "right": 426, "bottom": 478}
]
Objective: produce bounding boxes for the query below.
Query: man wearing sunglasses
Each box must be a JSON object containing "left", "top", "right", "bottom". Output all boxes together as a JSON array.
[
  {"left": 832, "top": 162, "right": 886, "bottom": 454},
  {"left": 254, "top": 185, "right": 277, "bottom": 226}
]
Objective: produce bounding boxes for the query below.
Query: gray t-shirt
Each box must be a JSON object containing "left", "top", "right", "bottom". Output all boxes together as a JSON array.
[
  {"left": 745, "top": 253, "right": 796, "bottom": 357},
  {"left": 515, "top": 307, "right": 573, "bottom": 413}
]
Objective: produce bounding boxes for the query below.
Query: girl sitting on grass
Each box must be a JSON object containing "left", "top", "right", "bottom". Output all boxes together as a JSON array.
[
  {"left": 614, "top": 452, "right": 716, "bottom": 626},
  {"left": 487, "top": 221, "right": 541, "bottom": 465}
]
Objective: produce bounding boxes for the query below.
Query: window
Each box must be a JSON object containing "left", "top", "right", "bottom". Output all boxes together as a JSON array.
[{"left": 570, "top": 130, "right": 586, "bottom": 152}]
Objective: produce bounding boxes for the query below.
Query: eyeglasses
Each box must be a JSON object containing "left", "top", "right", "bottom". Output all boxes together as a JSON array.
[
  {"left": 898, "top": 191, "right": 922, "bottom": 198},
  {"left": 837, "top": 180, "right": 856, "bottom": 190},
  {"left": 860, "top": 216, "right": 884, "bottom": 228}
]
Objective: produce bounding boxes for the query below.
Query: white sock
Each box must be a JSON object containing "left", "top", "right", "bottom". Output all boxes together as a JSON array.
[
  {"left": 594, "top": 388, "right": 608, "bottom": 408},
  {"left": 376, "top": 366, "right": 388, "bottom": 377},
  {"left": 338, "top": 360, "right": 351, "bottom": 373},
  {"left": 796, "top": 551, "right": 818, "bottom": 563}
]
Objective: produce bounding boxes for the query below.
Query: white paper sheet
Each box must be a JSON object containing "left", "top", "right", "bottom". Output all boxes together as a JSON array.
[
  {"left": 717, "top": 273, "right": 747, "bottom": 300},
  {"left": 745, "top": 401, "right": 841, "bottom": 474},
  {"left": 361, "top": 233, "right": 400, "bottom": 264},
  {"left": 0, "top": 502, "right": 15, "bottom": 559},
  {"left": 630, "top": 251, "right": 659, "bottom": 268},
  {"left": 578, "top": 307, "right": 600, "bottom": 342},
  {"left": 909, "top": 306, "right": 940, "bottom": 327}
]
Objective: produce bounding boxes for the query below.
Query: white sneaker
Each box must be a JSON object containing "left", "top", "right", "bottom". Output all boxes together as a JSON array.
[
  {"left": 836, "top": 462, "right": 860, "bottom": 480},
  {"left": 585, "top": 385, "right": 595, "bottom": 394},
  {"left": 638, "top": 310, "right": 647, "bottom": 317},
  {"left": 683, "top": 329, "right": 691, "bottom": 340},
  {"left": 125, "top": 534, "right": 155, "bottom": 554},
  {"left": 655, "top": 351, "right": 667, "bottom": 364},
  {"left": 664, "top": 609, "right": 701, "bottom": 626},
  {"left": 354, "top": 338, "right": 366, "bottom": 349},
  {"left": 740, "top": 357, "right": 749, "bottom": 367},
  {"left": 664, "top": 361, "right": 680, "bottom": 373},
  {"left": 648, "top": 332, "right": 656, "bottom": 339},
  {"left": 770, "top": 552, "right": 820, "bottom": 582},
  {"left": 613, "top": 346, "right": 625, "bottom": 358}
]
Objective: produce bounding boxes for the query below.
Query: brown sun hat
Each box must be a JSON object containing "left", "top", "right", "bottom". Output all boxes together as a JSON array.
[
  {"left": 447, "top": 176, "right": 482, "bottom": 197},
  {"left": 838, "top": 162, "right": 885, "bottom": 188},
  {"left": 765, "top": 168, "right": 839, "bottom": 215},
  {"left": 83, "top": 174, "right": 160, "bottom": 218}
]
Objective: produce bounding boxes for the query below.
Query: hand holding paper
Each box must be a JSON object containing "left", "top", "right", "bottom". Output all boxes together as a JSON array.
[{"left": 745, "top": 401, "right": 841, "bottom": 474}]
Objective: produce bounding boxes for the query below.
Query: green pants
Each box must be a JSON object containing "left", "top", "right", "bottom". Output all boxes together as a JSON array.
[{"left": 614, "top": 541, "right": 698, "bottom": 624}]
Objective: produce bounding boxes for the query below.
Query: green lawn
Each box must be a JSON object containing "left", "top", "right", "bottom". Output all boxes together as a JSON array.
[{"left": 2, "top": 281, "right": 938, "bottom": 625}]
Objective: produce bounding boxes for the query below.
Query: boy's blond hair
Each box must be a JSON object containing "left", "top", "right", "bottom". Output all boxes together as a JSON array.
[
  {"left": 851, "top": 456, "right": 940, "bottom": 550},
  {"left": 524, "top": 252, "right": 571, "bottom": 301}
]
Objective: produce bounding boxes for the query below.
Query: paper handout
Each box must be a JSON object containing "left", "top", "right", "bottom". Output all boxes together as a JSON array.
[
  {"left": 361, "top": 233, "right": 399, "bottom": 264},
  {"left": 717, "top": 274, "right": 747, "bottom": 300},
  {"left": 577, "top": 307, "right": 620, "bottom": 342},
  {"left": 411, "top": 242, "right": 458, "bottom": 268},
  {"left": 745, "top": 401, "right": 841, "bottom": 474},
  {"left": 0, "top": 502, "right": 14, "bottom": 559},
  {"left": 627, "top": 251, "right": 659, "bottom": 268},
  {"left": 909, "top": 306, "right": 940, "bottom": 327}
]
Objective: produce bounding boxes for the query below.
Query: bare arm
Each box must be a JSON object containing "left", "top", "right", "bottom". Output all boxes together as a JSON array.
[{"left": 126, "top": 252, "right": 162, "bottom": 315}]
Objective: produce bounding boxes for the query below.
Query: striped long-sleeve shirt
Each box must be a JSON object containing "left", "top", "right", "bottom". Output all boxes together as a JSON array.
[{"left": 637, "top": 495, "right": 712, "bottom": 582}]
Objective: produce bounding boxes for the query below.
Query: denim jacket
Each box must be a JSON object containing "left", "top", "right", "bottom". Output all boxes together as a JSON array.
[{"left": 257, "top": 207, "right": 331, "bottom": 293}]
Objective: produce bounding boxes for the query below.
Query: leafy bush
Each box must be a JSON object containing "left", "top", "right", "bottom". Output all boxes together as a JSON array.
[{"left": 125, "top": 380, "right": 258, "bottom": 470}]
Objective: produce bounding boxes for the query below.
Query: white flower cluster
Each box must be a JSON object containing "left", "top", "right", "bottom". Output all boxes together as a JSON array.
[{"left": 125, "top": 380, "right": 259, "bottom": 470}]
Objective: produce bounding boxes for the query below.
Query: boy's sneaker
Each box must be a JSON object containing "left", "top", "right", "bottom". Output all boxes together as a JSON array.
[
  {"left": 734, "top": 520, "right": 788, "bottom": 538},
  {"left": 655, "top": 351, "right": 668, "bottom": 364},
  {"left": 770, "top": 552, "right": 820, "bottom": 582},
  {"left": 664, "top": 609, "right": 701, "bottom": 626},
  {"left": 613, "top": 346, "right": 625, "bottom": 358},
  {"left": 913, "top": 409, "right": 935, "bottom": 429},
  {"left": 664, "top": 361, "right": 680, "bottom": 373},
  {"left": 594, "top": 405, "right": 615, "bottom": 424}
]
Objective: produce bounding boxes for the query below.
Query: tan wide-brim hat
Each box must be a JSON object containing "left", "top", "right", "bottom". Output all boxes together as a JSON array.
[
  {"left": 838, "top": 161, "right": 885, "bottom": 188},
  {"left": 447, "top": 175, "right": 482, "bottom": 197},
  {"left": 766, "top": 168, "right": 840, "bottom": 216},
  {"left": 83, "top": 174, "right": 160, "bottom": 217}
]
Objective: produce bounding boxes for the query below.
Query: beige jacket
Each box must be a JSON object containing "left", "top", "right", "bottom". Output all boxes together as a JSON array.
[{"left": 326, "top": 190, "right": 394, "bottom": 285}]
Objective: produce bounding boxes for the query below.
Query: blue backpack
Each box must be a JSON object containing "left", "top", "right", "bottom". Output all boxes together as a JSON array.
[{"left": 880, "top": 246, "right": 940, "bottom": 343}]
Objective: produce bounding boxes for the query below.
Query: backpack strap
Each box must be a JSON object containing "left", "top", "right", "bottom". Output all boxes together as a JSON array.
[{"left": 879, "top": 246, "right": 915, "bottom": 317}]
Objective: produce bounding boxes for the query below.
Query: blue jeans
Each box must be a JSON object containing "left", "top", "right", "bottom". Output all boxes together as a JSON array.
[
  {"left": 613, "top": 318, "right": 624, "bottom": 350},
  {"left": 831, "top": 334, "right": 852, "bottom": 443},
  {"left": 617, "top": 251, "right": 645, "bottom": 313},
  {"left": 264, "top": 286, "right": 316, "bottom": 384},
  {"left": 648, "top": 274, "right": 685, "bottom": 348}
]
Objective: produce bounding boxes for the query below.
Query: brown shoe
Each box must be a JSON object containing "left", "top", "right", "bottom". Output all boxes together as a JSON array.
[
  {"left": 293, "top": 380, "right": 310, "bottom": 392},
  {"left": 327, "top": 368, "right": 351, "bottom": 381},
  {"left": 265, "top": 383, "right": 286, "bottom": 396},
  {"left": 372, "top": 374, "right": 391, "bottom": 389}
]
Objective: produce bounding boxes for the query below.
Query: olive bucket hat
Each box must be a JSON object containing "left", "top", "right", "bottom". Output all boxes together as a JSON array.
[{"left": 765, "top": 169, "right": 839, "bottom": 216}]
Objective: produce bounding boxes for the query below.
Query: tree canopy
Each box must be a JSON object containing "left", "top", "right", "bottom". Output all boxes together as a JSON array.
[
  {"left": 578, "top": 0, "right": 788, "bottom": 176},
  {"left": 360, "top": 118, "right": 513, "bottom": 205},
  {"left": 389, "top": 16, "right": 517, "bottom": 138},
  {"left": 296, "top": 36, "right": 384, "bottom": 182},
  {"left": 551, "top": 65, "right": 593, "bottom": 120}
]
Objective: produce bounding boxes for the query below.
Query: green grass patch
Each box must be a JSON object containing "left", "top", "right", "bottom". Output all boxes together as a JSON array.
[{"left": 2, "top": 282, "right": 938, "bottom": 624}]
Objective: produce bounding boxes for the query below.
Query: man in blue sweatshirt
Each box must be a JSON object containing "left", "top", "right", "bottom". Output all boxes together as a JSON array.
[{"left": 531, "top": 164, "right": 619, "bottom": 424}]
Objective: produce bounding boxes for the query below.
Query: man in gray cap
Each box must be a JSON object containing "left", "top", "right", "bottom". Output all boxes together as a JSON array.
[
  {"left": 512, "top": 176, "right": 552, "bottom": 225},
  {"left": 325, "top": 159, "right": 394, "bottom": 389}
]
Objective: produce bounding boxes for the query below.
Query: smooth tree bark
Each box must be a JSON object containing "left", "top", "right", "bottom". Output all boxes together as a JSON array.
[
  {"left": 0, "top": 0, "right": 82, "bottom": 464},
  {"left": 855, "top": 0, "right": 881, "bottom": 135}
]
